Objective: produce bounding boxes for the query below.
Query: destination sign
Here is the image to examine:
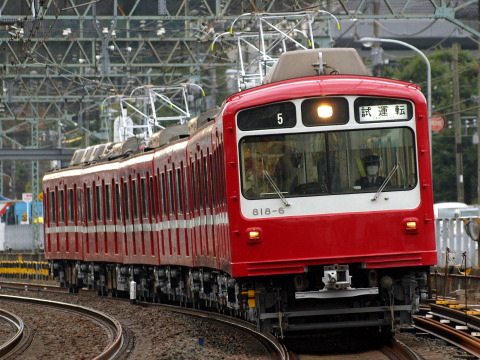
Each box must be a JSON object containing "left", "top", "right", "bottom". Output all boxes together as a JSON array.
[{"left": 355, "top": 97, "right": 413, "bottom": 123}]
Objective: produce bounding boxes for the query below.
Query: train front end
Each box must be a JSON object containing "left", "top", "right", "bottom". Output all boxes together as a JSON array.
[{"left": 223, "top": 49, "right": 437, "bottom": 334}]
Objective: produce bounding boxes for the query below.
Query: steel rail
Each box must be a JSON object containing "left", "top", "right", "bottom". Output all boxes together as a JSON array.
[
  {"left": 0, "top": 294, "right": 125, "bottom": 360},
  {"left": 414, "top": 316, "right": 480, "bottom": 358},
  {"left": 0, "top": 308, "right": 25, "bottom": 358}
]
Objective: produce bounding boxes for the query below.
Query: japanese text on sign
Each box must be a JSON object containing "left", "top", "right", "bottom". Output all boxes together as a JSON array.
[{"left": 358, "top": 104, "right": 409, "bottom": 122}]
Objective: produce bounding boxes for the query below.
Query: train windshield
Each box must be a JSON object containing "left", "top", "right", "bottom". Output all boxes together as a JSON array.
[{"left": 239, "top": 127, "right": 417, "bottom": 199}]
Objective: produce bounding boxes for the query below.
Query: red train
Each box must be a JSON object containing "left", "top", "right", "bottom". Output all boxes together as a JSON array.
[{"left": 43, "top": 48, "right": 437, "bottom": 335}]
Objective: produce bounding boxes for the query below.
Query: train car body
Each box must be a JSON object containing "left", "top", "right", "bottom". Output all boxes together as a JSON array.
[{"left": 44, "top": 48, "right": 436, "bottom": 335}]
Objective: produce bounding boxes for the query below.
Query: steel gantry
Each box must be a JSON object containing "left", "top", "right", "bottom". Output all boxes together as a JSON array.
[{"left": 0, "top": 0, "right": 478, "bottom": 232}]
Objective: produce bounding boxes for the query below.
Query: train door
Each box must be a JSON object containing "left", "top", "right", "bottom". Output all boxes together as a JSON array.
[
  {"left": 166, "top": 164, "right": 177, "bottom": 261},
  {"left": 131, "top": 173, "right": 141, "bottom": 260},
  {"left": 175, "top": 162, "right": 191, "bottom": 267},
  {"left": 83, "top": 182, "right": 93, "bottom": 260},
  {"left": 104, "top": 178, "right": 119, "bottom": 262},
  {"left": 113, "top": 180, "right": 123, "bottom": 260},
  {"left": 212, "top": 134, "right": 229, "bottom": 270},
  {"left": 45, "top": 186, "right": 59, "bottom": 258},
  {"left": 146, "top": 173, "right": 160, "bottom": 265},
  {"left": 76, "top": 184, "right": 86, "bottom": 261},
  {"left": 203, "top": 151, "right": 216, "bottom": 267},
  {"left": 122, "top": 175, "right": 134, "bottom": 263},
  {"left": 57, "top": 185, "right": 67, "bottom": 257},
  {"left": 94, "top": 181, "right": 106, "bottom": 259},
  {"left": 66, "top": 185, "right": 82, "bottom": 260}
]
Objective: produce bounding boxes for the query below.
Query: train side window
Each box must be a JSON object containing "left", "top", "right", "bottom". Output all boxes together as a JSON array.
[
  {"left": 87, "top": 187, "right": 93, "bottom": 222},
  {"left": 197, "top": 158, "right": 203, "bottom": 209},
  {"left": 68, "top": 188, "right": 74, "bottom": 223},
  {"left": 58, "top": 189, "right": 65, "bottom": 223},
  {"left": 160, "top": 172, "right": 167, "bottom": 217},
  {"left": 96, "top": 184, "right": 103, "bottom": 221},
  {"left": 191, "top": 160, "right": 197, "bottom": 211},
  {"left": 141, "top": 177, "right": 147, "bottom": 218},
  {"left": 123, "top": 181, "right": 130, "bottom": 220},
  {"left": 105, "top": 183, "right": 112, "bottom": 221},
  {"left": 183, "top": 166, "right": 189, "bottom": 214},
  {"left": 77, "top": 188, "right": 84, "bottom": 222},
  {"left": 49, "top": 190, "right": 56, "bottom": 224},
  {"left": 208, "top": 153, "right": 215, "bottom": 209},
  {"left": 203, "top": 155, "right": 210, "bottom": 209},
  {"left": 167, "top": 169, "right": 175, "bottom": 215},
  {"left": 115, "top": 183, "right": 122, "bottom": 221},
  {"left": 176, "top": 167, "right": 183, "bottom": 214},
  {"left": 149, "top": 175, "right": 155, "bottom": 218},
  {"left": 132, "top": 178, "right": 138, "bottom": 219}
]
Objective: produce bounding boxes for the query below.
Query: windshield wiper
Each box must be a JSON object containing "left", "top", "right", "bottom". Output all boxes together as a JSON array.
[
  {"left": 371, "top": 163, "right": 399, "bottom": 201},
  {"left": 262, "top": 170, "right": 291, "bottom": 206}
]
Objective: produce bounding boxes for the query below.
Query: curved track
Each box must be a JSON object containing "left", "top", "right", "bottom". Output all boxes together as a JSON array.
[
  {"left": 0, "top": 294, "right": 131, "bottom": 360},
  {"left": 0, "top": 308, "right": 30, "bottom": 359}
]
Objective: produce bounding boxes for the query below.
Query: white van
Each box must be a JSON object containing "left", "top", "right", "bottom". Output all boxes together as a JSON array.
[{"left": 434, "top": 202, "right": 479, "bottom": 219}]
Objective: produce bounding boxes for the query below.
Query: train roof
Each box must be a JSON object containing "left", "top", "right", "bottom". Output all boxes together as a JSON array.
[
  {"left": 146, "top": 123, "right": 189, "bottom": 150},
  {"left": 263, "top": 48, "right": 369, "bottom": 84}
]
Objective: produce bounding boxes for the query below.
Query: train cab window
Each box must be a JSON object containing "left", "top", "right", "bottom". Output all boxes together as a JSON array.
[
  {"left": 239, "top": 127, "right": 417, "bottom": 199},
  {"left": 105, "top": 183, "right": 112, "bottom": 221},
  {"left": 58, "top": 189, "right": 65, "bottom": 223},
  {"left": 68, "top": 188, "right": 74, "bottom": 223},
  {"left": 49, "top": 190, "right": 56, "bottom": 224},
  {"left": 141, "top": 177, "right": 147, "bottom": 218},
  {"left": 115, "top": 183, "right": 122, "bottom": 221},
  {"left": 132, "top": 179, "right": 138, "bottom": 219},
  {"left": 96, "top": 185, "right": 103, "bottom": 221}
]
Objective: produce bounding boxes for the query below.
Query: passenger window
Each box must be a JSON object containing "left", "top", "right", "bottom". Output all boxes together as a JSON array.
[
  {"left": 123, "top": 181, "right": 130, "bottom": 220},
  {"left": 87, "top": 187, "right": 93, "bottom": 222},
  {"left": 132, "top": 179, "right": 138, "bottom": 219},
  {"left": 49, "top": 190, "right": 56, "bottom": 224},
  {"left": 105, "top": 183, "right": 112, "bottom": 221},
  {"left": 115, "top": 183, "right": 122, "bottom": 221},
  {"left": 141, "top": 178, "right": 147, "bottom": 218},
  {"left": 96, "top": 184, "right": 103, "bottom": 221},
  {"left": 68, "top": 188, "right": 74, "bottom": 222},
  {"left": 58, "top": 189, "right": 65, "bottom": 223}
]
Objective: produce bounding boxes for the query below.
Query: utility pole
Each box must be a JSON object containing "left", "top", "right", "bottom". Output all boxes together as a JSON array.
[
  {"left": 453, "top": 42, "right": 465, "bottom": 202},
  {"left": 477, "top": 6, "right": 480, "bottom": 206}
]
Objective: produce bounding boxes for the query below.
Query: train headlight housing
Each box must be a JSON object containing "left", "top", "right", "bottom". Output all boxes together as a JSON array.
[{"left": 317, "top": 105, "right": 333, "bottom": 118}]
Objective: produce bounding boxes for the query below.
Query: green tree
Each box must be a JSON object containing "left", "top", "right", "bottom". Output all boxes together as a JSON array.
[{"left": 376, "top": 46, "right": 478, "bottom": 203}]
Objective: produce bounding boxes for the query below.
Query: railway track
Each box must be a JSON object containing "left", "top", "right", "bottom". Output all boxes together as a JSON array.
[
  {"left": 0, "top": 308, "right": 33, "bottom": 359},
  {"left": 0, "top": 280, "right": 287, "bottom": 358},
  {"left": 0, "top": 281, "right": 443, "bottom": 359},
  {"left": 414, "top": 301, "right": 480, "bottom": 358},
  {"left": 0, "top": 294, "right": 133, "bottom": 359}
]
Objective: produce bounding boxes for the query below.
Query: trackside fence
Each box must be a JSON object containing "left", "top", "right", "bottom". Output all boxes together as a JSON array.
[{"left": 435, "top": 218, "right": 478, "bottom": 268}]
